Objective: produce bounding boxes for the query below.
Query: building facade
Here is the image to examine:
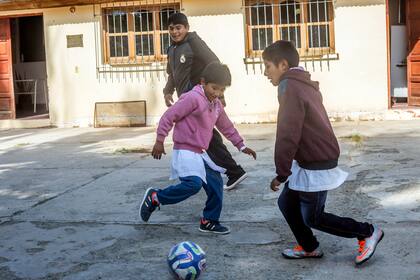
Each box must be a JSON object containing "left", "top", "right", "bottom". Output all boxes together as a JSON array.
[{"left": 0, "top": 1, "right": 414, "bottom": 127}]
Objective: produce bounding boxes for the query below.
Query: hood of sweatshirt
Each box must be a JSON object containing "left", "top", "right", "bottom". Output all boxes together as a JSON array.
[{"left": 280, "top": 67, "right": 320, "bottom": 92}]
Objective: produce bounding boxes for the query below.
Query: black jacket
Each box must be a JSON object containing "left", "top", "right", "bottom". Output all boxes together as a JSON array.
[{"left": 163, "top": 32, "right": 219, "bottom": 97}]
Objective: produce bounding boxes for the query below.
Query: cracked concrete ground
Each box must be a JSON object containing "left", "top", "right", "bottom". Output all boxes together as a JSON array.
[{"left": 0, "top": 121, "right": 419, "bottom": 279}]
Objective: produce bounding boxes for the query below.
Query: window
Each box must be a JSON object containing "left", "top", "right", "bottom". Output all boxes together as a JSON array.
[
  {"left": 244, "top": 0, "right": 335, "bottom": 58},
  {"left": 102, "top": 3, "right": 180, "bottom": 65}
]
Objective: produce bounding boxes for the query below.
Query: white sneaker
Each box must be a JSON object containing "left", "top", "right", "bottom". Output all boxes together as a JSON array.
[{"left": 355, "top": 226, "right": 384, "bottom": 265}]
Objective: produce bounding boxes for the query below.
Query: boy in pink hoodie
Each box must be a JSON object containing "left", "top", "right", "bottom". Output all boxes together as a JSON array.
[{"left": 139, "top": 62, "right": 256, "bottom": 234}]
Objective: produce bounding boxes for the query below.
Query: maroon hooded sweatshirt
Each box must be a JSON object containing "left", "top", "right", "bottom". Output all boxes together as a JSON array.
[{"left": 275, "top": 68, "right": 340, "bottom": 183}]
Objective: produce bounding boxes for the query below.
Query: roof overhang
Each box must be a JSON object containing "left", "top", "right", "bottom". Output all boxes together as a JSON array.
[{"left": 0, "top": 0, "right": 114, "bottom": 11}]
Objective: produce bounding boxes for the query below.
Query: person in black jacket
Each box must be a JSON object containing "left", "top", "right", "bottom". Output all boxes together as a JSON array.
[{"left": 162, "top": 12, "right": 247, "bottom": 190}]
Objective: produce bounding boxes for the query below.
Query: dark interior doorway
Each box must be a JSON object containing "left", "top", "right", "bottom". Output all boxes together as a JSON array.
[{"left": 11, "top": 15, "right": 49, "bottom": 119}]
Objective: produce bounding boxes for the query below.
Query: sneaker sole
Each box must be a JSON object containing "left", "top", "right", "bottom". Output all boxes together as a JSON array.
[
  {"left": 223, "top": 173, "right": 248, "bottom": 191},
  {"left": 198, "top": 228, "right": 231, "bottom": 235},
  {"left": 355, "top": 230, "right": 384, "bottom": 265},
  {"left": 139, "top": 187, "right": 153, "bottom": 222},
  {"left": 281, "top": 252, "right": 324, "bottom": 259}
]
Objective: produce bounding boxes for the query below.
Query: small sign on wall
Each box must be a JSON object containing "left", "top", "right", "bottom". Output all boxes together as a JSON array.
[{"left": 67, "top": 34, "right": 83, "bottom": 48}]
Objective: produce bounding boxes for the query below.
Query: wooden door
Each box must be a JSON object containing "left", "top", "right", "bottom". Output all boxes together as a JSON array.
[
  {"left": 0, "top": 18, "right": 14, "bottom": 119},
  {"left": 407, "top": 0, "right": 420, "bottom": 106}
]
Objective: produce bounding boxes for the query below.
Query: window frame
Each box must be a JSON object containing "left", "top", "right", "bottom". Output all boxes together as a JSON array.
[
  {"left": 244, "top": 0, "right": 335, "bottom": 58},
  {"left": 102, "top": 4, "right": 179, "bottom": 65}
]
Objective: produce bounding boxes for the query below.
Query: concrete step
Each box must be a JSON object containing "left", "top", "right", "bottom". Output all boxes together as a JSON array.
[{"left": 0, "top": 118, "right": 52, "bottom": 129}]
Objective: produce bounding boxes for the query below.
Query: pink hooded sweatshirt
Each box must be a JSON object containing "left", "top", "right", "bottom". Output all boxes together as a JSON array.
[{"left": 156, "top": 85, "right": 245, "bottom": 153}]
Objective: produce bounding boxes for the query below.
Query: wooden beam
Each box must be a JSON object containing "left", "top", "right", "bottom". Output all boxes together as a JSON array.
[
  {"left": 0, "top": 0, "right": 115, "bottom": 11},
  {"left": 0, "top": 0, "right": 182, "bottom": 11}
]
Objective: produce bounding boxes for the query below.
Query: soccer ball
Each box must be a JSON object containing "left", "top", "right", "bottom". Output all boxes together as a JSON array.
[{"left": 167, "top": 241, "right": 206, "bottom": 280}]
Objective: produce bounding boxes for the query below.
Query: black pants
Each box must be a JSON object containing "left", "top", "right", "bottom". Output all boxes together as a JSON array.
[
  {"left": 206, "top": 129, "right": 245, "bottom": 179},
  {"left": 278, "top": 183, "right": 373, "bottom": 252}
]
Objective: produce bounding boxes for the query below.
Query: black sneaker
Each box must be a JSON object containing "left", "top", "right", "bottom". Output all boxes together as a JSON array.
[
  {"left": 199, "top": 218, "right": 230, "bottom": 234},
  {"left": 139, "top": 188, "right": 159, "bottom": 222},
  {"left": 224, "top": 171, "right": 247, "bottom": 191}
]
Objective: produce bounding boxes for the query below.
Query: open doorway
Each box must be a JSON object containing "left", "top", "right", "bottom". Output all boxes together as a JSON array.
[
  {"left": 388, "top": 0, "right": 420, "bottom": 108},
  {"left": 10, "top": 15, "right": 49, "bottom": 119},
  {"left": 389, "top": 0, "right": 408, "bottom": 108}
]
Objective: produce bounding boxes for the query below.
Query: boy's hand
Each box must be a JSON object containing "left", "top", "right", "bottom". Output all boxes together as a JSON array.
[
  {"left": 270, "top": 177, "right": 281, "bottom": 192},
  {"left": 242, "top": 147, "right": 257, "bottom": 159},
  {"left": 164, "top": 94, "right": 174, "bottom": 107},
  {"left": 151, "top": 141, "right": 166, "bottom": 159}
]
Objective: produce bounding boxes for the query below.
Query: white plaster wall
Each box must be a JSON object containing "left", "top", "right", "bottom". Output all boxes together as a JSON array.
[{"left": 319, "top": 1, "right": 388, "bottom": 113}]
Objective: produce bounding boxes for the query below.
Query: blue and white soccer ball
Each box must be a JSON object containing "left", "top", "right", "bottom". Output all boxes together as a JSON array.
[{"left": 167, "top": 241, "right": 206, "bottom": 280}]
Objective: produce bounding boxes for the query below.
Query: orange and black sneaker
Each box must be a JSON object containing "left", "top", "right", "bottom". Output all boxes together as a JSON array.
[
  {"left": 282, "top": 245, "right": 324, "bottom": 259},
  {"left": 355, "top": 226, "right": 384, "bottom": 265}
]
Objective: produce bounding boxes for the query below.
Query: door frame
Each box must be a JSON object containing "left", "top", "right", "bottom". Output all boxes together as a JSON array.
[
  {"left": 0, "top": 12, "right": 46, "bottom": 119},
  {"left": 386, "top": 0, "right": 391, "bottom": 109},
  {"left": 0, "top": 12, "right": 42, "bottom": 19},
  {"left": 0, "top": 18, "right": 14, "bottom": 119}
]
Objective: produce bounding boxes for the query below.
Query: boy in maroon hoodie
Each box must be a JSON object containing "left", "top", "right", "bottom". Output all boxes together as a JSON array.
[{"left": 263, "top": 40, "right": 383, "bottom": 265}]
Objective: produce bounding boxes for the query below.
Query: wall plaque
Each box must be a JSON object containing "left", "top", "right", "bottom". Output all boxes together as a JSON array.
[{"left": 67, "top": 34, "right": 83, "bottom": 48}]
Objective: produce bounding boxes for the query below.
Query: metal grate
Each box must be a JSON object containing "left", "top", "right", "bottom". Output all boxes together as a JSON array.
[
  {"left": 93, "top": 0, "right": 181, "bottom": 81},
  {"left": 243, "top": 0, "right": 338, "bottom": 72}
]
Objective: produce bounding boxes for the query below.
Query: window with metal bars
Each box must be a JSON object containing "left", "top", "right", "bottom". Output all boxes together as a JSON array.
[
  {"left": 243, "top": 0, "right": 335, "bottom": 59},
  {"left": 102, "top": 1, "right": 180, "bottom": 65}
]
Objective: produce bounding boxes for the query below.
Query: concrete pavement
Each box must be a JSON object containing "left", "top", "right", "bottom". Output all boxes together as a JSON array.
[{"left": 0, "top": 121, "right": 420, "bottom": 279}]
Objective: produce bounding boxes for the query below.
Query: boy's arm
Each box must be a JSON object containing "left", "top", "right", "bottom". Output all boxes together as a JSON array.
[
  {"left": 156, "top": 94, "right": 198, "bottom": 143},
  {"left": 274, "top": 83, "right": 306, "bottom": 182},
  {"left": 163, "top": 72, "right": 175, "bottom": 96},
  {"left": 163, "top": 61, "right": 175, "bottom": 106},
  {"left": 215, "top": 106, "right": 245, "bottom": 150},
  {"left": 216, "top": 106, "right": 257, "bottom": 159},
  {"left": 215, "top": 107, "right": 257, "bottom": 159}
]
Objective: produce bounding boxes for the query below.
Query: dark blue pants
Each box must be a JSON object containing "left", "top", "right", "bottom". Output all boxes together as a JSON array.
[
  {"left": 156, "top": 163, "right": 224, "bottom": 222},
  {"left": 278, "top": 183, "right": 373, "bottom": 252}
]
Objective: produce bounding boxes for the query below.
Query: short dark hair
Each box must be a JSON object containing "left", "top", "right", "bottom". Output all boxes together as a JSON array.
[
  {"left": 168, "top": 12, "right": 189, "bottom": 27},
  {"left": 262, "top": 40, "right": 299, "bottom": 67},
  {"left": 201, "top": 62, "right": 232, "bottom": 87}
]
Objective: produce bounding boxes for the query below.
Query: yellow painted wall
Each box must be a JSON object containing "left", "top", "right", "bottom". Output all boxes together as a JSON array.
[{"left": 0, "top": 0, "right": 388, "bottom": 126}]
